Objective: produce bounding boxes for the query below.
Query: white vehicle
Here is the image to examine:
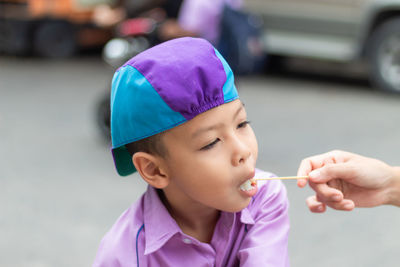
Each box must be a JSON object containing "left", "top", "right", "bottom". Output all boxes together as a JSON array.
[{"left": 244, "top": 0, "right": 400, "bottom": 92}]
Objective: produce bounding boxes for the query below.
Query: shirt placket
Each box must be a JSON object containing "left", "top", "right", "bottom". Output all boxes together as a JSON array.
[
  {"left": 177, "top": 232, "right": 217, "bottom": 267},
  {"left": 211, "top": 212, "right": 236, "bottom": 267}
]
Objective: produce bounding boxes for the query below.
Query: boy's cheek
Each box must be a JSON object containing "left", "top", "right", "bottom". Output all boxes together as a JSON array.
[{"left": 251, "top": 134, "right": 259, "bottom": 160}]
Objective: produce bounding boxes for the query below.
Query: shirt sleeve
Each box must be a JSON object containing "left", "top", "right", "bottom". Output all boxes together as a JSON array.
[
  {"left": 92, "top": 204, "right": 143, "bottom": 267},
  {"left": 237, "top": 179, "right": 290, "bottom": 267},
  {"left": 92, "top": 225, "right": 139, "bottom": 267},
  {"left": 178, "top": 0, "right": 222, "bottom": 44}
]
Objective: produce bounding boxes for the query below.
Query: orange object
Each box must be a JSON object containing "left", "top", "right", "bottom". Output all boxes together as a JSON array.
[
  {"left": 0, "top": 0, "right": 112, "bottom": 56},
  {"left": 28, "top": 0, "right": 93, "bottom": 23},
  {"left": 1, "top": 0, "right": 93, "bottom": 22}
]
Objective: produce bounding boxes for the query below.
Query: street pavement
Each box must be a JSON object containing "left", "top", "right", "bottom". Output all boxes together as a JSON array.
[{"left": 1, "top": 55, "right": 400, "bottom": 267}]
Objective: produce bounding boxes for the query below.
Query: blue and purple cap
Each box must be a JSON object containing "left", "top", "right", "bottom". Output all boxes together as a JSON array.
[{"left": 111, "top": 37, "right": 239, "bottom": 176}]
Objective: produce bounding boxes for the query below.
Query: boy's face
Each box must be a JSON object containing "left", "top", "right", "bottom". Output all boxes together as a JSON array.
[{"left": 161, "top": 99, "right": 258, "bottom": 212}]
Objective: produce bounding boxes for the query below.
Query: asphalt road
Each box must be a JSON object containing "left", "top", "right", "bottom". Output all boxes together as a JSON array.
[{"left": 1, "top": 55, "right": 400, "bottom": 267}]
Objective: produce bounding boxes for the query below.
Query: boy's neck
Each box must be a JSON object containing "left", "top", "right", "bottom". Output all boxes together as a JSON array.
[{"left": 157, "top": 189, "right": 220, "bottom": 243}]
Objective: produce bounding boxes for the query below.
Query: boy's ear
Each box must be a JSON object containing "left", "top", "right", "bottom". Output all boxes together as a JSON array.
[{"left": 132, "top": 152, "right": 170, "bottom": 189}]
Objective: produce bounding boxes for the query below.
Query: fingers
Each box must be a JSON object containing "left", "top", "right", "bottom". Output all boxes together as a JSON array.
[
  {"left": 299, "top": 151, "right": 362, "bottom": 212},
  {"left": 297, "top": 155, "right": 322, "bottom": 177},
  {"left": 297, "top": 155, "right": 316, "bottom": 188},
  {"left": 323, "top": 198, "right": 355, "bottom": 211},
  {"left": 297, "top": 158, "right": 311, "bottom": 188},
  {"left": 297, "top": 178, "right": 308, "bottom": 188},
  {"left": 309, "top": 182, "right": 343, "bottom": 203},
  {"left": 306, "top": 195, "right": 355, "bottom": 212},
  {"left": 306, "top": 196, "right": 326, "bottom": 213},
  {"left": 297, "top": 150, "right": 349, "bottom": 188},
  {"left": 308, "top": 162, "right": 357, "bottom": 184},
  {"left": 298, "top": 150, "right": 353, "bottom": 173}
]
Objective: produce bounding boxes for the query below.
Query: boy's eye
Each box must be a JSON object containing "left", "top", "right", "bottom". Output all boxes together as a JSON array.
[
  {"left": 237, "top": 120, "right": 250, "bottom": 129},
  {"left": 201, "top": 138, "right": 220, "bottom": 150}
]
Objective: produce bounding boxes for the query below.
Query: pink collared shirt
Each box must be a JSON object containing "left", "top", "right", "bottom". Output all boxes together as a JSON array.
[
  {"left": 93, "top": 170, "right": 290, "bottom": 267},
  {"left": 178, "top": 0, "right": 243, "bottom": 45}
]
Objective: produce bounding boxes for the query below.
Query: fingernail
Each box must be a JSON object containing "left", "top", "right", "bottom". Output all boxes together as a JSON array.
[
  {"left": 344, "top": 203, "right": 354, "bottom": 210},
  {"left": 309, "top": 170, "right": 320, "bottom": 180}
]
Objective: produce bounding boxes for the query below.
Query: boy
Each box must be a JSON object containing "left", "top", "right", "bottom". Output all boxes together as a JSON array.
[{"left": 93, "top": 37, "right": 289, "bottom": 266}]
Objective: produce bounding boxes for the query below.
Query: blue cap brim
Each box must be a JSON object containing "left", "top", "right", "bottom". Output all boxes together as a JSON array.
[{"left": 112, "top": 146, "right": 136, "bottom": 176}]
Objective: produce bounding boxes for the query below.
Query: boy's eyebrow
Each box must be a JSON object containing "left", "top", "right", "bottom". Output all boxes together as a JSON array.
[
  {"left": 191, "top": 104, "right": 244, "bottom": 139},
  {"left": 234, "top": 103, "right": 244, "bottom": 118}
]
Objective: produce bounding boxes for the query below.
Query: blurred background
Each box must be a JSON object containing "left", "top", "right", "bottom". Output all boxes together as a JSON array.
[{"left": 1, "top": 0, "right": 400, "bottom": 266}]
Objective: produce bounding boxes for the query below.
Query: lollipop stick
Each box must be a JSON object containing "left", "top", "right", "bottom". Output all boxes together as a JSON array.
[{"left": 254, "top": 176, "right": 309, "bottom": 181}]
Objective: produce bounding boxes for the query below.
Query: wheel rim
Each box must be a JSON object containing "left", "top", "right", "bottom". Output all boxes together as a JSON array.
[{"left": 378, "top": 33, "right": 400, "bottom": 91}]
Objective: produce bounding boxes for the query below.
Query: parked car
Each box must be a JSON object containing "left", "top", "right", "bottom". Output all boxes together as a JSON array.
[
  {"left": 0, "top": 0, "right": 113, "bottom": 57},
  {"left": 244, "top": 0, "right": 400, "bottom": 93}
]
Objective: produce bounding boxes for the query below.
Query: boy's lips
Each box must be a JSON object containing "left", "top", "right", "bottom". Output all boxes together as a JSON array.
[
  {"left": 239, "top": 179, "right": 258, "bottom": 198},
  {"left": 239, "top": 170, "right": 256, "bottom": 185},
  {"left": 239, "top": 170, "right": 257, "bottom": 195}
]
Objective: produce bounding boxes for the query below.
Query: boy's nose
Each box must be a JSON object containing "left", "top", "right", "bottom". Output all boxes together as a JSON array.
[{"left": 231, "top": 138, "right": 251, "bottom": 166}]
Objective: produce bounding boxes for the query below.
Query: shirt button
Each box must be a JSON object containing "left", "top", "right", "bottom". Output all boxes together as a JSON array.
[{"left": 182, "top": 238, "right": 192, "bottom": 244}]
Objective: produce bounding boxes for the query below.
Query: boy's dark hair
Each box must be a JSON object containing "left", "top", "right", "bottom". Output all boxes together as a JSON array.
[{"left": 125, "top": 133, "right": 167, "bottom": 157}]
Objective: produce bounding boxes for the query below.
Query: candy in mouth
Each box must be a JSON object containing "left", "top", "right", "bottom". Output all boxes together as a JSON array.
[{"left": 240, "top": 179, "right": 257, "bottom": 191}]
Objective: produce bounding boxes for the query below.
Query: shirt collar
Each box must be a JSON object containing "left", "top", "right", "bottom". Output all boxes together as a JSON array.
[
  {"left": 143, "top": 186, "right": 256, "bottom": 255},
  {"left": 240, "top": 204, "right": 256, "bottom": 225},
  {"left": 143, "top": 186, "right": 181, "bottom": 255}
]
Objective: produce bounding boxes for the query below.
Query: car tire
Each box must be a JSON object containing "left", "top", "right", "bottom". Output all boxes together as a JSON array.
[
  {"left": 33, "top": 21, "right": 77, "bottom": 58},
  {"left": 368, "top": 18, "right": 400, "bottom": 93},
  {"left": 95, "top": 92, "right": 111, "bottom": 142},
  {"left": 264, "top": 55, "right": 287, "bottom": 74}
]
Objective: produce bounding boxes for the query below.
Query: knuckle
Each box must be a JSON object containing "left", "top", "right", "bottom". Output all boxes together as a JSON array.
[
  {"left": 300, "top": 158, "right": 310, "bottom": 166},
  {"left": 330, "top": 149, "right": 342, "bottom": 154},
  {"left": 322, "top": 165, "right": 335, "bottom": 176},
  {"left": 308, "top": 181, "right": 318, "bottom": 191}
]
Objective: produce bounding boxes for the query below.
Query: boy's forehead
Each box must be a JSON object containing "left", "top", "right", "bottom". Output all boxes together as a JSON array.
[{"left": 165, "top": 100, "right": 244, "bottom": 137}]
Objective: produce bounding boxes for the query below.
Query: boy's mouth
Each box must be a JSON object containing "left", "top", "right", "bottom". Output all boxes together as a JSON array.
[{"left": 239, "top": 179, "right": 257, "bottom": 191}]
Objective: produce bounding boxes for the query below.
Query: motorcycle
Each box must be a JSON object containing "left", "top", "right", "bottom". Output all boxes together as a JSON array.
[{"left": 95, "top": 7, "right": 266, "bottom": 141}]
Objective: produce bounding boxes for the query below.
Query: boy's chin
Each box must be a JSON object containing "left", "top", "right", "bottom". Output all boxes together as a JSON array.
[{"left": 224, "top": 199, "right": 252, "bottom": 213}]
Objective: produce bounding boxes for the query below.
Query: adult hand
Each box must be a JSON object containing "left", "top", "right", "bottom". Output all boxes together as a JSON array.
[{"left": 297, "top": 150, "right": 400, "bottom": 212}]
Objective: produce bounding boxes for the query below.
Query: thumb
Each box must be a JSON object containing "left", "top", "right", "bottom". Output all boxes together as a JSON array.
[{"left": 309, "top": 163, "right": 353, "bottom": 183}]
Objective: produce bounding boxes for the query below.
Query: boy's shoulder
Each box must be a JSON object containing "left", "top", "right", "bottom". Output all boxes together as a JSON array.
[
  {"left": 93, "top": 195, "right": 145, "bottom": 266},
  {"left": 247, "top": 168, "right": 288, "bottom": 215}
]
